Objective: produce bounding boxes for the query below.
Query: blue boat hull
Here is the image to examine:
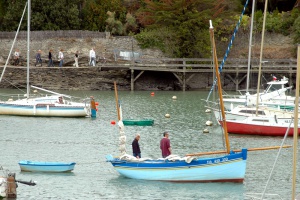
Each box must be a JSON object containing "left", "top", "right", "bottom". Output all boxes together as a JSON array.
[
  {"left": 18, "top": 161, "right": 76, "bottom": 172},
  {"left": 107, "top": 149, "right": 247, "bottom": 182}
]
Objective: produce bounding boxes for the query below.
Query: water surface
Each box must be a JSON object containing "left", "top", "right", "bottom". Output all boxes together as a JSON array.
[{"left": 0, "top": 90, "right": 299, "bottom": 199}]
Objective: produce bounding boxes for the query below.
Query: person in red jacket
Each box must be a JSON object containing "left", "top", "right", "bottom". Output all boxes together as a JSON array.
[{"left": 160, "top": 131, "right": 171, "bottom": 158}]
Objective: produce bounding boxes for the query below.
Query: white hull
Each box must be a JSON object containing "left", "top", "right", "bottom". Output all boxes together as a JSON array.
[{"left": 0, "top": 96, "right": 90, "bottom": 117}]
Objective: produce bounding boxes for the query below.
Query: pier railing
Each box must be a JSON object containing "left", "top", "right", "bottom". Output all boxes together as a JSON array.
[{"left": 99, "top": 58, "right": 297, "bottom": 73}]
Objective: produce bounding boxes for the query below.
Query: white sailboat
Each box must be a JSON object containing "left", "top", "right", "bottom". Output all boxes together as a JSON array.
[
  {"left": 222, "top": 0, "right": 295, "bottom": 110},
  {"left": 0, "top": 0, "right": 93, "bottom": 117},
  {"left": 212, "top": 0, "right": 300, "bottom": 136}
]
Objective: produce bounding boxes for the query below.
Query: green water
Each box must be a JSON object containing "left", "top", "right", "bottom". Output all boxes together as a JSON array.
[{"left": 0, "top": 90, "right": 299, "bottom": 199}]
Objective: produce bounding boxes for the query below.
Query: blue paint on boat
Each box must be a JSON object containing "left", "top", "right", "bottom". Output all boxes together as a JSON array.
[
  {"left": 18, "top": 160, "right": 76, "bottom": 172},
  {"left": 91, "top": 109, "right": 97, "bottom": 118},
  {"left": 106, "top": 149, "right": 247, "bottom": 182}
]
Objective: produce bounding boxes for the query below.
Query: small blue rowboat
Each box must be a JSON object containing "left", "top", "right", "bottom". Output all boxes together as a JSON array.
[
  {"left": 18, "top": 160, "right": 76, "bottom": 172},
  {"left": 106, "top": 149, "right": 247, "bottom": 182}
]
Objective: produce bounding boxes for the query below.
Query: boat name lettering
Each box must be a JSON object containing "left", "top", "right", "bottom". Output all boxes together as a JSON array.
[{"left": 207, "top": 157, "right": 228, "bottom": 164}]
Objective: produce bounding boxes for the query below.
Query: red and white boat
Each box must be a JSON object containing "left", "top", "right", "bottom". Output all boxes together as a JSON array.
[{"left": 213, "top": 106, "right": 300, "bottom": 136}]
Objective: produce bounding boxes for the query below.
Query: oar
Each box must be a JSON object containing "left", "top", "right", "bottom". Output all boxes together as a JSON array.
[
  {"left": 186, "top": 145, "right": 292, "bottom": 157},
  {"left": 15, "top": 179, "right": 36, "bottom": 186}
]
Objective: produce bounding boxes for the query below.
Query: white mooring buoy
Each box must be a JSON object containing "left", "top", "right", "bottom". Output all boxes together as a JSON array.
[
  {"left": 205, "top": 120, "right": 213, "bottom": 126},
  {"left": 165, "top": 113, "right": 170, "bottom": 118},
  {"left": 203, "top": 129, "right": 209, "bottom": 133},
  {"left": 205, "top": 109, "right": 211, "bottom": 113},
  {"left": 172, "top": 96, "right": 177, "bottom": 100}
]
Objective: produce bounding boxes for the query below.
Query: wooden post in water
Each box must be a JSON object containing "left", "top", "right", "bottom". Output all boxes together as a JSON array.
[
  {"left": 131, "top": 69, "right": 134, "bottom": 91},
  {"left": 6, "top": 174, "right": 17, "bottom": 198}
]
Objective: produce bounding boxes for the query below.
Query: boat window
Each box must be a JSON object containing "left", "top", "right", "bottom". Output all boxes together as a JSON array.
[
  {"left": 239, "top": 110, "right": 266, "bottom": 115},
  {"left": 252, "top": 119, "right": 269, "bottom": 122}
]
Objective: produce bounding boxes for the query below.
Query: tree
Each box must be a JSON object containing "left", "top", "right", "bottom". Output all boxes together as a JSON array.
[
  {"left": 0, "top": 0, "right": 82, "bottom": 31},
  {"left": 81, "top": 0, "right": 126, "bottom": 31},
  {"left": 135, "top": 0, "right": 243, "bottom": 58}
]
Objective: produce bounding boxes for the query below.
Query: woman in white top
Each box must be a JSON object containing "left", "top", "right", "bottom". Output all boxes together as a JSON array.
[
  {"left": 89, "top": 48, "right": 96, "bottom": 66},
  {"left": 58, "top": 49, "right": 64, "bottom": 67}
]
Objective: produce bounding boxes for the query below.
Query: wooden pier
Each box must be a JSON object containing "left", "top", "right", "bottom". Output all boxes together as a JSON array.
[{"left": 98, "top": 58, "right": 297, "bottom": 91}]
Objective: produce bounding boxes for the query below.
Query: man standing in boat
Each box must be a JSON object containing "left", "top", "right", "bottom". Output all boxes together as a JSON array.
[
  {"left": 132, "top": 133, "right": 141, "bottom": 158},
  {"left": 160, "top": 131, "right": 171, "bottom": 158}
]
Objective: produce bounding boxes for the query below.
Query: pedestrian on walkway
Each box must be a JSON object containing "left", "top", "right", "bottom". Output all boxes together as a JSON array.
[
  {"left": 48, "top": 49, "right": 54, "bottom": 67},
  {"left": 89, "top": 47, "right": 96, "bottom": 66},
  {"left": 58, "top": 49, "right": 64, "bottom": 67},
  {"left": 73, "top": 51, "right": 79, "bottom": 67},
  {"left": 35, "top": 50, "right": 42, "bottom": 67}
]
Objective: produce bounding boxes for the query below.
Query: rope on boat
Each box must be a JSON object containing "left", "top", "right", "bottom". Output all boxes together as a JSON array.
[{"left": 206, "top": 0, "right": 249, "bottom": 102}]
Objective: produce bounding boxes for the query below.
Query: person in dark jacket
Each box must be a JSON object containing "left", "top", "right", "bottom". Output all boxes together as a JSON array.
[
  {"left": 132, "top": 133, "right": 141, "bottom": 158},
  {"left": 48, "top": 49, "right": 54, "bottom": 67}
]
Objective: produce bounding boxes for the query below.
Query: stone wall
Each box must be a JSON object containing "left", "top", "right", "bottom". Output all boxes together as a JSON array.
[{"left": 0, "top": 34, "right": 164, "bottom": 66}]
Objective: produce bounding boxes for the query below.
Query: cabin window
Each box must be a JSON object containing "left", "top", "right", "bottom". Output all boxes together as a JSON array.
[
  {"left": 239, "top": 110, "right": 265, "bottom": 115},
  {"left": 252, "top": 119, "right": 269, "bottom": 122}
]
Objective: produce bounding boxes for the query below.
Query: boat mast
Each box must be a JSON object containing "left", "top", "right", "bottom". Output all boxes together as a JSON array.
[
  {"left": 246, "top": 0, "right": 255, "bottom": 92},
  {"left": 27, "top": 0, "right": 30, "bottom": 99},
  {"left": 255, "top": 0, "right": 268, "bottom": 115},
  {"left": 209, "top": 20, "right": 230, "bottom": 153},
  {"left": 292, "top": 44, "right": 300, "bottom": 200}
]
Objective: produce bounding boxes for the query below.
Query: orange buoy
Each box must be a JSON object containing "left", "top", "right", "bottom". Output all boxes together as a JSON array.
[
  {"left": 111, "top": 120, "right": 116, "bottom": 125},
  {"left": 95, "top": 102, "right": 99, "bottom": 106},
  {"left": 151, "top": 92, "right": 155, "bottom": 96}
]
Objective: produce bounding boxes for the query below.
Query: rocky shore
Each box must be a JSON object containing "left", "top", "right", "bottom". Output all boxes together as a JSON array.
[{"left": 0, "top": 32, "right": 296, "bottom": 91}]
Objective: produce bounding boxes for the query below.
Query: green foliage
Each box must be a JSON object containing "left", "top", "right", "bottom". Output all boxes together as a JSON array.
[
  {"left": 124, "top": 13, "right": 138, "bottom": 34},
  {"left": 82, "top": 0, "right": 126, "bottom": 31},
  {"left": 253, "top": 8, "right": 300, "bottom": 36},
  {"left": 0, "top": 0, "right": 82, "bottom": 31},
  {"left": 0, "top": 0, "right": 299, "bottom": 58},
  {"left": 135, "top": 0, "right": 243, "bottom": 58},
  {"left": 105, "top": 11, "right": 124, "bottom": 35},
  {"left": 293, "top": 16, "right": 300, "bottom": 44}
]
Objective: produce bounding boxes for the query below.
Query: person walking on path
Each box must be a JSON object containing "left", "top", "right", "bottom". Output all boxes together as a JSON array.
[
  {"left": 58, "top": 49, "right": 64, "bottom": 67},
  {"left": 132, "top": 133, "right": 141, "bottom": 158},
  {"left": 13, "top": 49, "right": 20, "bottom": 66},
  {"left": 89, "top": 47, "right": 96, "bottom": 66},
  {"left": 35, "top": 50, "right": 42, "bottom": 67},
  {"left": 73, "top": 51, "right": 79, "bottom": 67},
  {"left": 160, "top": 131, "right": 171, "bottom": 158},
  {"left": 48, "top": 49, "right": 54, "bottom": 67}
]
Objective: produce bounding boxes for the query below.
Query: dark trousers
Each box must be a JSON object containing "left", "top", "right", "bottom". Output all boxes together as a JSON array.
[
  {"left": 48, "top": 59, "right": 54, "bottom": 67},
  {"left": 35, "top": 59, "right": 42, "bottom": 66}
]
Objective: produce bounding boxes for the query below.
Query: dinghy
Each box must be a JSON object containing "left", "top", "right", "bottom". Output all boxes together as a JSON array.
[{"left": 18, "top": 161, "right": 76, "bottom": 172}]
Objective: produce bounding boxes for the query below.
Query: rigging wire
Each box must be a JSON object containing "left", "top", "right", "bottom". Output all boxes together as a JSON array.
[{"left": 206, "top": 0, "right": 250, "bottom": 102}]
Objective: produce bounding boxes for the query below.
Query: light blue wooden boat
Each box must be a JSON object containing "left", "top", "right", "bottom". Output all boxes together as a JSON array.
[
  {"left": 106, "top": 149, "right": 247, "bottom": 182},
  {"left": 18, "top": 160, "right": 76, "bottom": 172}
]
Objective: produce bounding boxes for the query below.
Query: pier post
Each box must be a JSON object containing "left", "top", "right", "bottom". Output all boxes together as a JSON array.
[
  {"left": 131, "top": 69, "right": 134, "bottom": 91},
  {"left": 183, "top": 60, "right": 186, "bottom": 91}
]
